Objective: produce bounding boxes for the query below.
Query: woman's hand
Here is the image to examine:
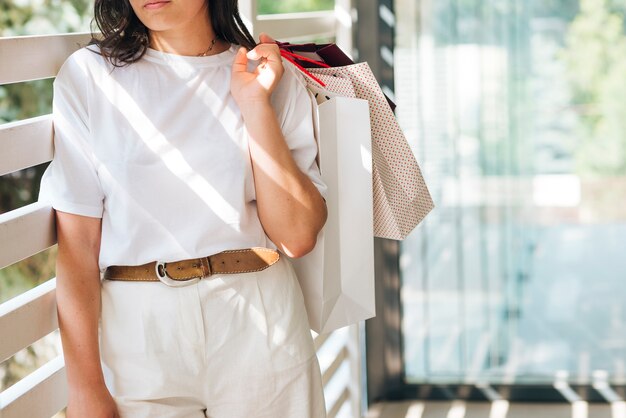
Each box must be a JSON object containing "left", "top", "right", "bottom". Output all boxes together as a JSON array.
[
  {"left": 66, "top": 384, "right": 120, "bottom": 418},
  {"left": 231, "top": 33, "right": 284, "bottom": 108}
]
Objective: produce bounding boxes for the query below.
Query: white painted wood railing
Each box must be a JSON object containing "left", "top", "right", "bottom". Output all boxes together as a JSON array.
[{"left": 0, "top": 3, "right": 363, "bottom": 418}]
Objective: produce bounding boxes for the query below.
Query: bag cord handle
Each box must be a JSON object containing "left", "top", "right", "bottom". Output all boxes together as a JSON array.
[{"left": 279, "top": 49, "right": 328, "bottom": 87}]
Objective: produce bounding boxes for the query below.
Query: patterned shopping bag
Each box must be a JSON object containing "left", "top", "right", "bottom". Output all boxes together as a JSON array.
[
  {"left": 282, "top": 48, "right": 435, "bottom": 239},
  {"left": 278, "top": 42, "right": 397, "bottom": 111},
  {"left": 280, "top": 43, "right": 434, "bottom": 239}
]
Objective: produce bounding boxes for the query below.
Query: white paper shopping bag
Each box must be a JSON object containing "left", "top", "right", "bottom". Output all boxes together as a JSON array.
[{"left": 289, "top": 97, "right": 376, "bottom": 334}]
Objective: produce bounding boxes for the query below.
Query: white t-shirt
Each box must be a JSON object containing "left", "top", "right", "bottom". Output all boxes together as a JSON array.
[{"left": 38, "top": 43, "right": 326, "bottom": 272}]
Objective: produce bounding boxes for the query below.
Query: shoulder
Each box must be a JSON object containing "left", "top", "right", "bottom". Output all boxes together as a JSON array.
[
  {"left": 272, "top": 58, "right": 310, "bottom": 106},
  {"left": 55, "top": 44, "right": 113, "bottom": 86},
  {"left": 280, "top": 58, "right": 309, "bottom": 90}
]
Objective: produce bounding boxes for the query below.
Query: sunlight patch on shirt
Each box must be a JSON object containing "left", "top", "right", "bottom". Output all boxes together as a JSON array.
[{"left": 93, "top": 69, "right": 238, "bottom": 223}]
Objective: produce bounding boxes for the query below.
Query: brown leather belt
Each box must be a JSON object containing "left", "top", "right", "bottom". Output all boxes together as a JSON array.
[{"left": 103, "top": 247, "right": 280, "bottom": 287}]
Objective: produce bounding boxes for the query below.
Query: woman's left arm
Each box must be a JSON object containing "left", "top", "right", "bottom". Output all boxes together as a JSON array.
[{"left": 231, "top": 36, "right": 327, "bottom": 258}]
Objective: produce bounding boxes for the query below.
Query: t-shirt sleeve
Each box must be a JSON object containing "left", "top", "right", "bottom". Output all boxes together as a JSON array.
[
  {"left": 271, "top": 60, "right": 328, "bottom": 200},
  {"left": 38, "top": 51, "right": 105, "bottom": 218}
]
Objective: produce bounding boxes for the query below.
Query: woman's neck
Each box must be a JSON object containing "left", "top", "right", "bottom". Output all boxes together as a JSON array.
[
  {"left": 149, "top": 33, "right": 229, "bottom": 57},
  {"left": 147, "top": 9, "right": 225, "bottom": 56}
]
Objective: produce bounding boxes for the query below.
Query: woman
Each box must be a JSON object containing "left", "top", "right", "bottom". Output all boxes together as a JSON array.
[{"left": 38, "top": 0, "right": 328, "bottom": 417}]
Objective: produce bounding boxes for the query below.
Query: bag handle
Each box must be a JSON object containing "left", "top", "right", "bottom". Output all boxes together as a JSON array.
[
  {"left": 280, "top": 49, "right": 331, "bottom": 68},
  {"left": 279, "top": 51, "right": 327, "bottom": 87}
]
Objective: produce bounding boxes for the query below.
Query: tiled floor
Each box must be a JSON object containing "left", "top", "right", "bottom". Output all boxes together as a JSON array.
[{"left": 367, "top": 400, "right": 619, "bottom": 418}]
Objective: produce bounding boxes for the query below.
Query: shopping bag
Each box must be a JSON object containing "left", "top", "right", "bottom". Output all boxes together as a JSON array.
[
  {"left": 278, "top": 42, "right": 396, "bottom": 111},
  {"left": 312, "top": 71, "right": 434, "bottom": 239},
  {"left": 289, "top": 96, "right": 376, "bottom": 334},
  {"left": 280, "top": 42, "right": 435, "bottom": 240}
]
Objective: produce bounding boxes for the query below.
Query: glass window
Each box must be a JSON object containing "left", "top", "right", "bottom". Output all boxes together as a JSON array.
[{"left": 397, "top": 0, "right": 626, "bottom": 385}]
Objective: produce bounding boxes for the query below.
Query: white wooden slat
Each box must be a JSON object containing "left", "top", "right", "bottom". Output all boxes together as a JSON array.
[
  {"left": 0, "top": 202, "right": 56, "bottom": 269},
  {"left": 254, "top": 11, "right": 336, "bottom": 40},
  {"left": 348, "top": 323, "right": 364, "bottom": 418},
  {"left": 322, "top": 345, "right": 348, "bottom": 386},
  {"left": 335, "top": 0, "right": 355, "bottom": 57},
  {"left": 0, "top": 279, "right": 58, "bottom": 363},
  {"left": 314, "top": 330, "right": 332, "bottom": 351},
  {"left": 239, "top": 0, "right": 258, "bottom": 33},
  {"left": 0, "top": 32, "right": 92, "bottom": 85},
  {"left": 0, "top": 115, "right": 53, "bottom": 176},
  {"left": 0, "top": 355, "right": 67, "bottom": 418},
  {"left": 327, "top": 386, "right": 350, "bottom": 418}
]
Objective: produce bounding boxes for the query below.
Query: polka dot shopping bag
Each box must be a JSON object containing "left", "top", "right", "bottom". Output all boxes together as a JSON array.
[{"left": 280, "top": 42, "right": 434, "bottom": 240}]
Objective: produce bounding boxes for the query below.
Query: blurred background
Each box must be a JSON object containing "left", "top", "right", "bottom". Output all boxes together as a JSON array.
[{"left": 397, "top": 0, "right": 626, "bottom": 386}]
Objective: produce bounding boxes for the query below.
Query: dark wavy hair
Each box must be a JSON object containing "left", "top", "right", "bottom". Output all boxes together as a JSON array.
[{"left": 87, "top": 0, "right": 256, "bottom": 67}]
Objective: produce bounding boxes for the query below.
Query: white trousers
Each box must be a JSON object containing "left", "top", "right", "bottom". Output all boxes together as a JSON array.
[{"left": 99, "top": 256, "right": 326, "bottom": 418}]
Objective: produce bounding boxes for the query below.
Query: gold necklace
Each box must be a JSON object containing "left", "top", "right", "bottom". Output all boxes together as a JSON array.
[{"left": 197, "top": 38, "right": 217, "bottom": 57}]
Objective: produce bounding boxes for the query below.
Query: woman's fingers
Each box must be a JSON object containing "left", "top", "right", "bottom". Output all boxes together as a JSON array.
[
  {"left": 259, "top": 32, "right": 276, "bottom": 44},
  {"left": 247, "top": 43, "right": 281, "bottom": 62},
  {"left": 246, "top": 33, "right": 280, "bottom": 70},
  {"left": 230, "top": 34, "right": 284, "bottom": 102},
  {"left": 247, "top": 43, "right": 284, "bottom": 79}
]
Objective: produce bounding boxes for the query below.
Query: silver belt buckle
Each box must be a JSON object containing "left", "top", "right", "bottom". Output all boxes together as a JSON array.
[{"left": 155, "top": 261, "right": 200, "bottom": 287}]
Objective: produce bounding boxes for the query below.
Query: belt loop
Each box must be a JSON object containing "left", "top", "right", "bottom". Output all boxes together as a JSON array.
[{"left": 202, "top": 256, "right": 212, "bottom": 278}]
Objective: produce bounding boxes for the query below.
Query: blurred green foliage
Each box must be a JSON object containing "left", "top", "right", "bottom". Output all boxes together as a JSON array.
[
  {"left": 0, "top": 0, "right": 93, "bottom": 36},
  {"left": 258, "top": 0, "right": 333, "bottom": 14},
  {"left": 561, "top": 0, "right": 626, "bottom": 174}
]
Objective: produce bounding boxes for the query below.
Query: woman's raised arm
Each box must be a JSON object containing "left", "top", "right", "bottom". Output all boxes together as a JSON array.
[{"left": 231, "top": 34, "right": 328, "bottom": 258}]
